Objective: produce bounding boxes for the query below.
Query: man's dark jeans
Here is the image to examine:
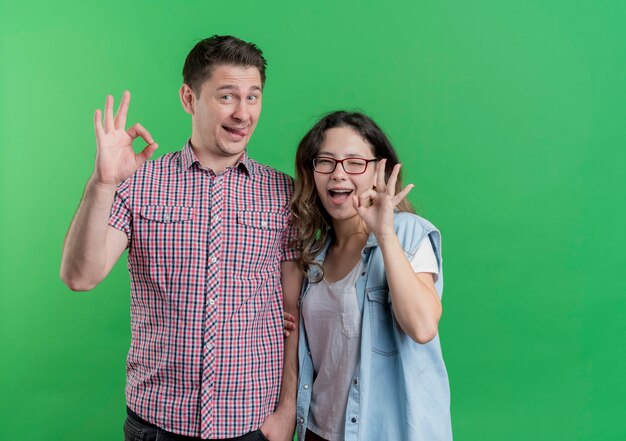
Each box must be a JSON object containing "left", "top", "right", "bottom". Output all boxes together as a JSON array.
[{"left": 124, "top": 408, "right": 270, "bottom": 441}]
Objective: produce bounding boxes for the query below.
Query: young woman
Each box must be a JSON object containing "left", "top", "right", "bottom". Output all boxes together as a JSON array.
[{"left": 288, "top": 111, "right": 452, "bottom": 441}]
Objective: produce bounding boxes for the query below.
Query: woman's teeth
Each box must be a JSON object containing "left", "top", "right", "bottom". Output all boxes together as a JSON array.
[{"left": 329, "top": 190, "right": 353, "bottom": 196}]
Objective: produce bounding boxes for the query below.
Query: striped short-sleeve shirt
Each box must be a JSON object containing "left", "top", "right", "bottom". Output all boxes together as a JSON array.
[{"left": 109, "top": 141, "right": 297, "bottom": 439}]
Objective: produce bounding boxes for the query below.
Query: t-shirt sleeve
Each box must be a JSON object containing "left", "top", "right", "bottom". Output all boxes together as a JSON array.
[
  {"left": 410, "top": 236, "right": 439, "bottom": 281},
  {"left": 108, "top": 184, "right": 132, "bottom": 244}
]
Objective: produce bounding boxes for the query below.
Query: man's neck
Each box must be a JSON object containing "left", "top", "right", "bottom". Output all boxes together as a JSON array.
[{"left": 189, "top": 142, "right": 244, "bottom": 174}]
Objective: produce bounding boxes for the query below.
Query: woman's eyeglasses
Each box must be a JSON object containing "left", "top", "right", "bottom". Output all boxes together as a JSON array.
[{"left": 313, "top": 157, "right": 379, "bottom": 175}]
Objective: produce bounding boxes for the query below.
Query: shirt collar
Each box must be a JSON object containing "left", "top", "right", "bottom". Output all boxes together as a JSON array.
[
  {"left": 180, "top": 141, "right": 198, "bottom": 170},
  {"left": 180, "top": 140, "right": 253, "bottom": 177},
  {"left": 236, "top": 150, "right": 253, "bottom": 176}
]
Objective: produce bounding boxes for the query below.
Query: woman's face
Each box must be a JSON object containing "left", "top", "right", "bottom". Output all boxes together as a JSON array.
[{"left": 313, "top": 126, "right": 378, "bottom": 223}]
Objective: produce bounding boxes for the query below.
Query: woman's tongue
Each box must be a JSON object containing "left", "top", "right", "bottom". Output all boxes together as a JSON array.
[{"left": 329, "top": 189, "right": 353, "bottom": 204}]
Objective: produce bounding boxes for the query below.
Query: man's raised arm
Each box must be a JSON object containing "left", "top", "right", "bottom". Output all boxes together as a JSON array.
[{"left": 60, "top": 92, "right": 158, "bottom": 291}]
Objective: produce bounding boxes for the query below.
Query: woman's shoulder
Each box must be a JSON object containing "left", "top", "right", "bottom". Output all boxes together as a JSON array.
[
  {"left": 393, "top": 211, "right": 439, "bottom": 234},
  {"left": 392, "top": 211, "right": 442, "bottom": 258}
]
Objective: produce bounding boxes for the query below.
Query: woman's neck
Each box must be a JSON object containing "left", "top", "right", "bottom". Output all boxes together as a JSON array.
[{"left": 331, "top": 217, "right": 369, "bottom": 250}]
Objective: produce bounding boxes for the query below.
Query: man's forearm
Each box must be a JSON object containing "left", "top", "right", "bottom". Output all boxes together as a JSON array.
[
  {"left": 60, "top": 178, "right": 122, "bottom": 291},
  {"left": 277, "top": 309, "right": 299, "bottom": 413},
  {"left": 260, "top": 262, "right": 302, "bottom": 440},
  {"left": 276, "top": 262, "right": 302, "bottom": 413}
]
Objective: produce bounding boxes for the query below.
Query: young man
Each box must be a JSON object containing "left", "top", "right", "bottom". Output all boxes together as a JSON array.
[{"left": 60, "top": 36, "right": 301, "bottom": 441}]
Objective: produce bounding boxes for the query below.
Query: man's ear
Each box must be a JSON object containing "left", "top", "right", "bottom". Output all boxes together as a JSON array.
[{"left": 179, "top": 84, "right": 195, "bottom": 115}]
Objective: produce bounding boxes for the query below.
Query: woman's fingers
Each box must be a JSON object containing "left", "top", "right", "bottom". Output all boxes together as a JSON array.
[
  {"left": 375, "top": 160, "right": 403, "bottom": 197},
  {"left": 284, "top": 313, "right": 296, "bottom": 329},
  {"left": 356, "top": 189, "right": 378, "bottom": 207},
  {"left": 393, "top": 184, "right": 414, "bottom": 205},
  {"left": 387, "top": 163, "right": 402, "bottom": 196},
  {"left": 376, "top": 159, "right": 387, "bottom": 192},
  {"left": 283, "top": 312, "right": 296, "bottom": 337}
]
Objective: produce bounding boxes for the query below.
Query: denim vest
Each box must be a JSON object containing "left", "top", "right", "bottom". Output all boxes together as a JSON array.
[{"left": 296, "top": 212, "right": 452, "bottom": 441}]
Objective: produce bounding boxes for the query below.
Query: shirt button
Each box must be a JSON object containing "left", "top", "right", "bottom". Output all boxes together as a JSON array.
[
  {"left": 299, "top": 417, "right": 304, "bottom": 424},
  {"left": 206, "top": 343, "right": 213, "bottom": 350},
  {"left": 261, "top": 221, "right": 268, "bottom": 228},
  {"left": 303, "top": 384, "right": 309, "bottom": 390},
  {"left": 209, "top": 299, "right": 215, "bottom": 306},
  {"left": 351, "top": 417, "right": 357, "bottom": 423},
  {"left": 353, "top": 379, "right": 358, "bottom": 385},
  {"left": 211, "top": 256, "right": 218, "bottom": 263},
  {"left": 361, "top": 272, "right": 366, "bottom": 277},
  {"left": 163, "top": 215, "right": 171, "bottom": 222}
]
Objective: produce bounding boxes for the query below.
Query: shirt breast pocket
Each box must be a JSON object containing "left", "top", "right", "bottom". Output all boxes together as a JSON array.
[
  {"left": 366, "top": 287, "right": 399, "bottom": 356},
  {"left": 236, "top": 210, "right": 285, "bottom": 270},
  {"left": 136, "top": 205, "right": 195, "bottom": 265}
]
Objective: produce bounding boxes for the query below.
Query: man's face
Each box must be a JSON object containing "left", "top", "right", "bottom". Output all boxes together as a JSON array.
[{"left": 190, "top": 64, "right": 262, "bottom": 163}]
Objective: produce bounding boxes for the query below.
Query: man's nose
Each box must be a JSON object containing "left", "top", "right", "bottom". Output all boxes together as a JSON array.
[{"left": 232, "top": 100, "right": 250, "bottom": 122}]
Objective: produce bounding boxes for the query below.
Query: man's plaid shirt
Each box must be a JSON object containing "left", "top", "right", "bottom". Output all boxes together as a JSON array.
[{"left": 109, "top": 142, "right": 297, "bottom": 439}]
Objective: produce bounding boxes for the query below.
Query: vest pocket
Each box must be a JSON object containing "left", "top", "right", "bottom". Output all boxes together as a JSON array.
[{"left": 366, "top": 288, "right": 398, "bottom": 356}]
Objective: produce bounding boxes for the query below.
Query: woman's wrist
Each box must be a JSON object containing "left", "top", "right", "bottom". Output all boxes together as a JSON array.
[{"left": 375, "top": 229, "right": 399, "bottom": 247}]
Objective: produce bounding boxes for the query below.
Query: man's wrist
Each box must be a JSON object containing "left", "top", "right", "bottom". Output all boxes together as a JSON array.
[
  {"left": 274, "top": 403, "right": 296, "bottom": 419},
  {"left": 83, "top": 177, "right": 118, "bottom": 208},
  {"left": 87, "top": 173, "right": 118, "bottom": 192}
]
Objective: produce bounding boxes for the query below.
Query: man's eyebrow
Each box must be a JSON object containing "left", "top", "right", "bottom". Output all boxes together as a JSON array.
[
  {"left": 216, "top": 85, "right": 262, "bottom": 92},
  {"left": 216, "top": 85, "right": 239, "bottom": 91}
]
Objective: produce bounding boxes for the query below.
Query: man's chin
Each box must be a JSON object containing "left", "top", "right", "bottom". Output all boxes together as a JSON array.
[{"left": 218, "top": 140, "right": 248, "bottom": 156}]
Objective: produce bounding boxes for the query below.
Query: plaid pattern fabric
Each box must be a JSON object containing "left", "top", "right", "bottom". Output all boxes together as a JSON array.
[{"left": 109, "top": 142, "right": 297, "bottom": 439}]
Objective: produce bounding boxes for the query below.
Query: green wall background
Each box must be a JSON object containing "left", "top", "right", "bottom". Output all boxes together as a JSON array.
[{"left": 1, "top": 1, "right": 624, "bottom": 440}]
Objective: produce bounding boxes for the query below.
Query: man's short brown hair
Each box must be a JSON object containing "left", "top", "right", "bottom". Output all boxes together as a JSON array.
[{"left": 182, "top": 35, "right": 267, "bottom": 95}]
